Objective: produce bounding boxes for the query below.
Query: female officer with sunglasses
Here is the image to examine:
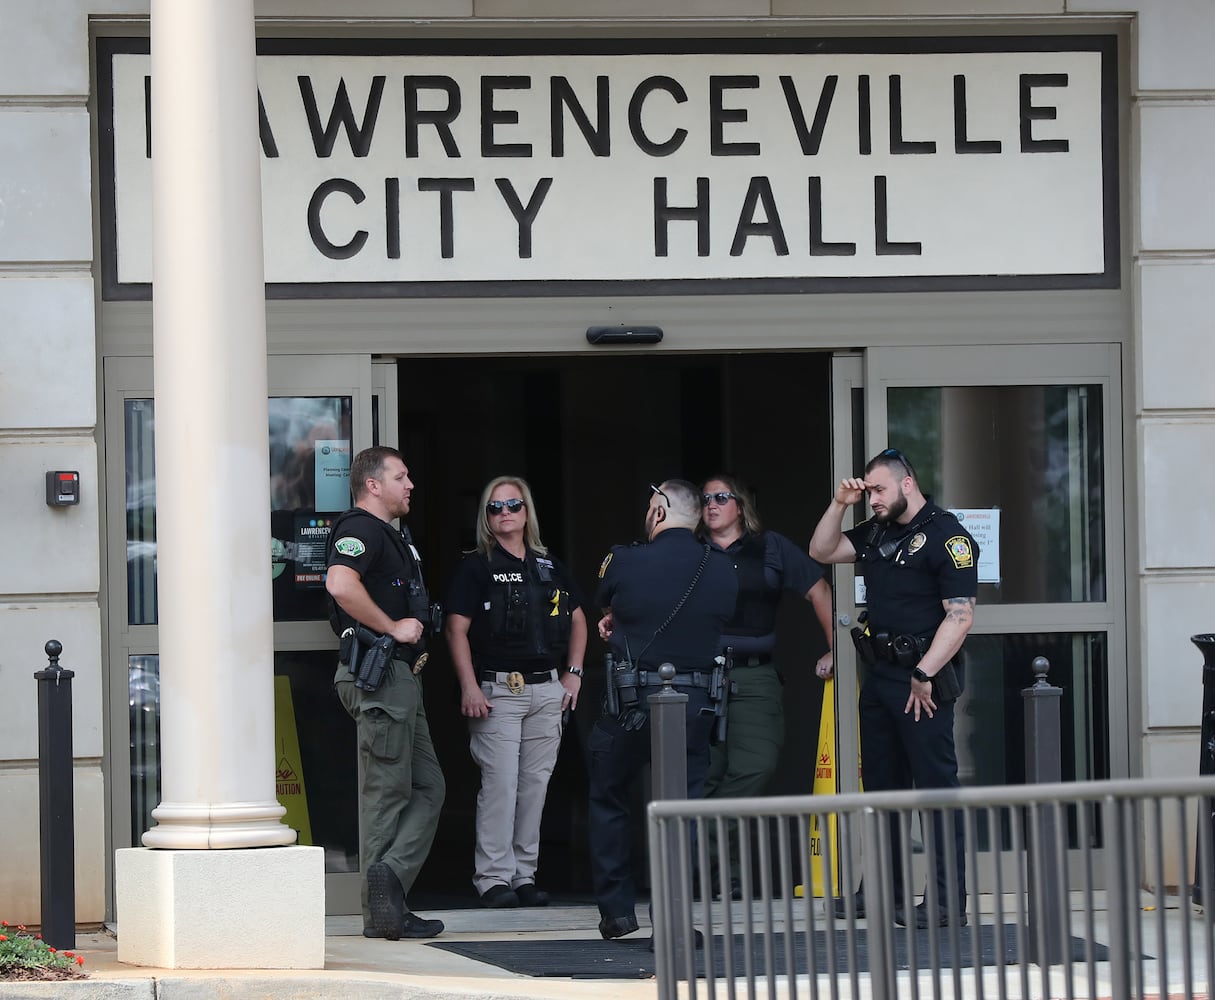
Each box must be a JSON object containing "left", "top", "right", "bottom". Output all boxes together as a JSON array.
[
  {"left": 700, "top": 474, "right": 834, "bottom": 898},
  {"left": 445, "top": 476, "right": 587, "bottom": 908}
]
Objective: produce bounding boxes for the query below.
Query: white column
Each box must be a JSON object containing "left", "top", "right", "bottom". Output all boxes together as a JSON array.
[
  {"left": 116, "top": 0, "right": 323, "bottom": 969},
  {"left": 142, "top": 0, "right": 291, "bottom": 852}
]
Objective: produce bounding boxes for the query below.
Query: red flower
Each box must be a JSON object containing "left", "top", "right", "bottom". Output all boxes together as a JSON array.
[
  {"left": 64, "top": 951, "right": 75, "bottom": 958},
  {"left": 48, "top": 947, "right": 56, "bottom": 953},
  {"left": 0, "top": 934, "right": 7, "bottom": 942},
  {"left": 76, "top": 956, "right": 85, "bottom": 966}
]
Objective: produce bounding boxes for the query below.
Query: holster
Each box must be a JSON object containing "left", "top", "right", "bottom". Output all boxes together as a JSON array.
[
  {"left": 339, "top": 624, "right": 397, "bottom": 692},
  {"left": 850, "top": 625, "right": 877, "bottom": 666},
  {"left": 932, "top": 658, "right": 965, "bottom": 703},
  {"left": 708, "top": 648, "right": 734, "bottom": 745},
  {"left": 603, "top": 651, "right": 620, "bottom": 718}
]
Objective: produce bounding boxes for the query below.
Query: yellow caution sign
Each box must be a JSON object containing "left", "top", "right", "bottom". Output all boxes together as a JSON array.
[
  {"left": 274, "top": 675, "right": 312, "bottom": 845},
  {"left": 795, "top": 678, "right": 840, "bottom": 898}
]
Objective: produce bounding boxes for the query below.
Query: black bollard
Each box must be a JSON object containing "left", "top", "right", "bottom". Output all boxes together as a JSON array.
[
  {"left": 649, "top": 664, "right": 692, "bottom": 975},
  {"left": 1191, "top": 634, "right": 1215, "bottom": 907},
  {"left": 35, "top": 639, "right": 76, "bottom": 950},
  {"left": 1023, "top": 655, "right": 1064, "bottom": 965}
]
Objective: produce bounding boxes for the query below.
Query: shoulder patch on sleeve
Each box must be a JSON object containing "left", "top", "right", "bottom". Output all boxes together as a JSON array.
[
  {"left": 334, "top": 536, "right": 366, "bottom": 558},
  {"left": 945, "top": 535, "right": 973, "bottom": 569},
  {"left": 597, "top": 552, "right": 613, "bottom": 578}
]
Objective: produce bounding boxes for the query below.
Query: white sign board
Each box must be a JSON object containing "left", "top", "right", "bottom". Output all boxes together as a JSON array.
[{"left": 100, "top": 37, "right": 1116, "bottom": 298}]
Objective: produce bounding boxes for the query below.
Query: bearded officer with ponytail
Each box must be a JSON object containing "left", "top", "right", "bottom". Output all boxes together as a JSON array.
[{"left": 445, "top": 476, "right": 587, "bottom": 909}]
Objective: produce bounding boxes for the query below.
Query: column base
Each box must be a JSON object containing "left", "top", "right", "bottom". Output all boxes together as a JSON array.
[{"left": 115, "top": 845, "right": 325, "bottom": 968}]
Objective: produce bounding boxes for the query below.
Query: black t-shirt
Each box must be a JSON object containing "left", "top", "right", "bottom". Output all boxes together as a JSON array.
[
  {"left": 326, "top": 508, "right": 428, "bottom": 637},
  {"left": 594, "top": 527, "right": 738, "bottom": 671},
  {"left": 844, "top": 502, "right": 979, "bottom": 636},
  {"left": 445, "top": 544, "right": 584, "bottom": 668}
]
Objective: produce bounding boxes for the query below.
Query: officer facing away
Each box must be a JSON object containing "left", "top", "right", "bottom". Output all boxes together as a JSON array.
[
  {"left": 326, "top": 446, "right": 446, "bottom": 940},
  {"left": 590, "top": 479, "right": 738, "bottom": 941},
  {"left": 809, "top": 448, "right": 978, "bottom": 929}
]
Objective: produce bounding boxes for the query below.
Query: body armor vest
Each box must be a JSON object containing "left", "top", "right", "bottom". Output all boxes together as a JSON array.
[
  {"left": 485, "top": 547, "right": 572, "bottom": 660},
  {"left": 725, "top": 533, "right": 777, "bottom": 639}
]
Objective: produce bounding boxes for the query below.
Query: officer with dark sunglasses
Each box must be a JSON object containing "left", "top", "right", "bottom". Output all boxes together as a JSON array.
[
  {"left": 810, "top": 448, "right": 978, "bottom": 930},
  {"left": 699, "top": 474, "right": 834, "bottom": 900},
  {"left": 445, "top": 475, "right": 586, "bottom": 909}
]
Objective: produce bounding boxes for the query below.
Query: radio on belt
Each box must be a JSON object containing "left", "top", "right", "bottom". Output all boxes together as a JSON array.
[{"left": 46, "top": 471, "right": 81, "bottom": 506}]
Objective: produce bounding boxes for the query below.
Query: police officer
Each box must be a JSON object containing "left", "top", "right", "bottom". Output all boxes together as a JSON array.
[
  {"left": 809, "top": 448, "right": 978, "bottom": 929},
  {"left": 590, "top": 480, "right": 738, "bottom": 940},
  {"left": 700, "top": 474, "right": 834, "bottom": 898},
  {"left": 445, "top": 475, "right": 587, "bottom": 908},
  {"left": 326, "top": 446, "right": 446, "bottom": 941}
]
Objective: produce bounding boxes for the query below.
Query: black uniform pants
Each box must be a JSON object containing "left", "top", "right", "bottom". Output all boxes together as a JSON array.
[
  {"left": 587, "top": 687, "right": 715, "bottom": 921},
  {"left": 858, "top": 662, "right": 966, "bottom": 909}
]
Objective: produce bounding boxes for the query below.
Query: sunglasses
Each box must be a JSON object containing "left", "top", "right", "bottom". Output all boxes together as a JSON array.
[
  {"left": 877, "top": 447, "right": 917, "bottom": 480},
  {"left": 486, "top": 498, "right": 525, "bottom": 516},
  {"left": 701, "top": 491, "right": 737, "bottom": 506}
]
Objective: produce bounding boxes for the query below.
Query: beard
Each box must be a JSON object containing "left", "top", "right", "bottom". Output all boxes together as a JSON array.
[{"left": 875, "top": 488, "right": 908, "bottom": 523}]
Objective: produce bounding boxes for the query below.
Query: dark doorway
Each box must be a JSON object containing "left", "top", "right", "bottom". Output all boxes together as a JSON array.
[{"left": 399, "top": 351, "right": 833, "bottom": 903}]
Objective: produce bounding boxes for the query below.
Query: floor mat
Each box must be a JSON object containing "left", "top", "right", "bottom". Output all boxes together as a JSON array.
[{"left": 428, "top": 925, "right": 1115, "bottom": 979}]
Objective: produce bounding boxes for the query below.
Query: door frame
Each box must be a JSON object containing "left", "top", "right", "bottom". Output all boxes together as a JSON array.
[
  {"left": 830, "top": 343, "right": 1127, "bottom": 888},
  {"left": 101, "top": 353, "right": 377, "bottom": 915}
]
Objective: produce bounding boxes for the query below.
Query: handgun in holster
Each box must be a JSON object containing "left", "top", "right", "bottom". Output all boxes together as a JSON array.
[
  {"left": 850, "top": 611, "right": 877, "bottom": 666},
  {"left": 340, "top": 624, "right": 397, "bottom": 692},
  {"left": 708, "top": 647, "right": 735, "bottom": 745}
]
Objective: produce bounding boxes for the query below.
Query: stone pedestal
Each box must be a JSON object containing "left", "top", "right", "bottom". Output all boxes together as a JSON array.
[{"left": 115, "top": 846, "right": 325, "bottom": 969}]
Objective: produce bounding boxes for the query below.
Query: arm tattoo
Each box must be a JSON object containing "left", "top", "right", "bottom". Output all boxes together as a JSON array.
[{"left": 944, "top": 596, "right": 975, "bottom": 625}]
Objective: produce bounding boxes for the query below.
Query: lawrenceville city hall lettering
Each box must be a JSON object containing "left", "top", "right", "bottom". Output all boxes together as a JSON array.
[{"left": 101, "top": 40, "right": 1115, "bottom": 294}]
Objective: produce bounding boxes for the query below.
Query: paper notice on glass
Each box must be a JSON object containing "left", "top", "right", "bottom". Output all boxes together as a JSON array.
[
  {"left": 948, "top": 508, "right": 1000, "bottom": 584},
  {"left": 314, "top": 439, "right": 352, "bottom": 513}
]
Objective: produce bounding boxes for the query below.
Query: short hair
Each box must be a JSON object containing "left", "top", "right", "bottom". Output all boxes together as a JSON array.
[
  {"left": 865, "top": 447, "right": 918, "bottom": 485},
  {"left": 658, "top": 479, "right": 702, "bottom": 528},
  {"left": 701, "top": 473, "right": 763, "bottom": 534},
  {"left": 475, "top": 476, "right": 547, "bottom": 557},
  {"left": 350, "top": 446, "right": 404, "bottom": 501}
]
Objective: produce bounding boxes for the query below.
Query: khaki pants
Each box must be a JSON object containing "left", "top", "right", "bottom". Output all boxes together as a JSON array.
[{"left": 468, "top": 671, "right": 564, "bottom": 894}]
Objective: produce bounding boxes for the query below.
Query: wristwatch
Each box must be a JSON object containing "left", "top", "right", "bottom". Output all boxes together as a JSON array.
[
  {"left": 566, "top": 665, "right": 584, "bottom": 677},
  {"left": 911, "top": 666, "right": 931, "bottom": 684}
]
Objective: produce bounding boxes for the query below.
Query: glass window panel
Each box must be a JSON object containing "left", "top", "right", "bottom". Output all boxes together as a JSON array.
[
  {"left": 129, "top": 654, "right": 160, "bottom": 842},
  {"left": 123, "top": 395, "right": 354, "bottom": 625},
  {"left": 888, "top": 385, "right": 1106, "bottom": 604},
  {"left": 958, "top": 631, "right": 1109, "bottom": 851},
  {"left": 127, "top": 650, "right": 358, "bottom": 872},
  {"left": 125, "top": 401, "right": 158, "bottom": 626},
  {"left": 269, "top": 396, "right": 353, "bottom": 621},
  {"left": 273, "top": 650, "right": 359, "bottom": 873}
]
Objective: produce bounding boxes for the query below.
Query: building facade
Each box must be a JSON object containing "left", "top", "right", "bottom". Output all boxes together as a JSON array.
[{"left": 1, "top": 0, "right": 1212, "bottom": 925}]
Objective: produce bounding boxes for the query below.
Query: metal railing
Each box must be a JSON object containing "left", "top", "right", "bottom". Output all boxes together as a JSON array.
[{"left": 648, "top": 776, "right": 1215, "bottom": 1000}]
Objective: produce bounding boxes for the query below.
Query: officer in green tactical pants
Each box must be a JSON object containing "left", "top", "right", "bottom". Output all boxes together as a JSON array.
[
  {"left": 327, "top": 446, "right": 446, "bottom": 940},
  {"left": 700, "top": 475, "right": 834, "bottom": 899}
]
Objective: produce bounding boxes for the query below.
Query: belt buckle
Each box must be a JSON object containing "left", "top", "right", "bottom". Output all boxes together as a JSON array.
[
  {"left": 506, "top": 671, "right": 525, "bottom": 694},
  {"left": 412, "top": 652, "right": 428, "bottom": 675}
]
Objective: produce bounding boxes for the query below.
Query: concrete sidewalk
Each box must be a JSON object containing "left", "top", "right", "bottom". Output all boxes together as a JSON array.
[
  {"left": 0, "top": 904, "right": 661, "bottom": 1000},
  {"left": 1, "top": 895, "right": 1210, "bottom": 1000}
]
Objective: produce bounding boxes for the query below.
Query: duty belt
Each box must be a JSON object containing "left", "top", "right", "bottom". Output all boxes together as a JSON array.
[
  {"left": 614, "top": 668, "right": 711, "bottom": 690},
  {"left": 732, "top": 653, "right": 773, "bottom": 668},
  {"left": 869, "top": 631, "right": 929, "bottom": 664},
  {"left": 480, "top": 668, "right": 556, "bottom": 685}
]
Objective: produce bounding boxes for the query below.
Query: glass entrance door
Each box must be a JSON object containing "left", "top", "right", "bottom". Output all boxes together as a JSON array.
[
  {"left": 830, "top": 344, "right": 1126, "bottom": 883},
  {"left": 103, "top": 354, "right": 381, "bottom": 914}
]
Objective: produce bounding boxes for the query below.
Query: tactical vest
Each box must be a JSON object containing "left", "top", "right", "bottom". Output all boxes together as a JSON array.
[
  {"left": 725, "top": 533, "right": 777, "bottom": 639},
  {"left": 485, "top": 547, "right": 572, "bottom": 659},
  {"left": 325, "top": 508, "right": 430, "bottom": 637}
]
